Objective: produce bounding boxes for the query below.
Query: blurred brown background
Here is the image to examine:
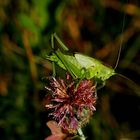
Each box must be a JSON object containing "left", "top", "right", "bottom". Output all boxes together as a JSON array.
[{"left": 0, "top": 0, "right": 140, "bottom": 140}]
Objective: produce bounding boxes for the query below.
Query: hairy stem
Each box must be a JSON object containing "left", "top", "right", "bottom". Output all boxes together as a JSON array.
[{"left": 78, "top": 128, "right": 86, "bottom": 140}]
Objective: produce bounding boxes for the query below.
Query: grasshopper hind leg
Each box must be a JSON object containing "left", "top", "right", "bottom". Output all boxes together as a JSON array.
[
  {"left": 96, "top": 81, "right": 106, "bottom": 90},
  {"left": 94, "top": 81, "right": 105, "bottom": 99}
]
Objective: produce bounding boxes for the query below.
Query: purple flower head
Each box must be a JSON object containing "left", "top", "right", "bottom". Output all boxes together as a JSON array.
[{"left": 45, "top": 74, "right": 97, "bottom": 133}]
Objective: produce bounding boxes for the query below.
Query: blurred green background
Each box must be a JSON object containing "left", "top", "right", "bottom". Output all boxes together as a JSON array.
[{"left": 0, "top": 0, "right": 140, "bottom": 140}]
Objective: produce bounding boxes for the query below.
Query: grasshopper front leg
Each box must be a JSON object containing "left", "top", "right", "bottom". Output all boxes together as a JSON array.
[
  {"left": 53, "top": 33, "right": 69, "bottom": 51},
  {"left": 50, "top": 33, "right": 69, "bottom": 77}
]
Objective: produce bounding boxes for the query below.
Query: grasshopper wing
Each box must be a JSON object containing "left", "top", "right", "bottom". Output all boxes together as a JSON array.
[{"left": 75, "top": 53, "right": 99, "bottom": 68}]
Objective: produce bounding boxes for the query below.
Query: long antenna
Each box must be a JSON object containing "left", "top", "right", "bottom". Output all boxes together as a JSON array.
[
  {"left": 114, "top": 5, "right": 127, "bottom": 70},
  {"left": 116, "top": 73, "right": 140, "bottom": 97}
]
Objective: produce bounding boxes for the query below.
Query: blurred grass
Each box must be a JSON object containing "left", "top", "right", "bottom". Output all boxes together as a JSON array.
[{"left": 0, "top": 0, "right": 140, "bottom": 140}]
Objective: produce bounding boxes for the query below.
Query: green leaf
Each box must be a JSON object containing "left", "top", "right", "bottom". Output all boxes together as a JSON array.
[{"left": 17, "top": 13, "right": 38, "bottom": 33}]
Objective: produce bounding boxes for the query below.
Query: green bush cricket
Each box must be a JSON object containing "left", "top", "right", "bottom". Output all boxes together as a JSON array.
[
  {"left": 46, "top": 33, "right": 115, "bottom": 84},
  {"left": 46, "top": 33, "right": 140, "bottom": 96}
]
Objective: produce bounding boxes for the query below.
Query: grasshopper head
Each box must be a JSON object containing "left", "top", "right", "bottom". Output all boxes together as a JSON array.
[
  {"left": 85, "top": 66, "right": 115, "bottom": 82},
  {"left": 99, "top": 66, "right": 115, "bottom": 81}
]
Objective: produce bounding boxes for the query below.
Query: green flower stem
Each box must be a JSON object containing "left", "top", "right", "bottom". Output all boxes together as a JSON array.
[{"left": 78, "top": 128, "right": 86, "bottom": 140}]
